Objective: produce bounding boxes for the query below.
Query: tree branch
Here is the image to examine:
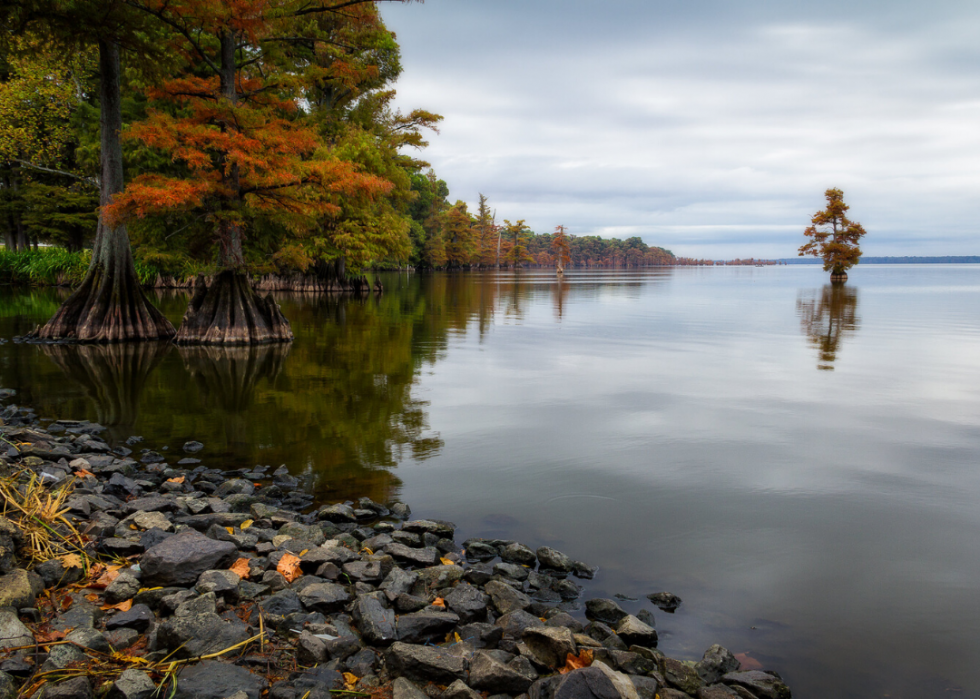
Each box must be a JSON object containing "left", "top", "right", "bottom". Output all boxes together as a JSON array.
[{"left": 13, "top": 160, "right": 98, "bottom": 188}]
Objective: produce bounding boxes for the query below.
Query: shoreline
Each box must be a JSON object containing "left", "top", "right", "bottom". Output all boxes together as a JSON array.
[{"left": 0, "top": 392, "right": 791, "bottom": 699}]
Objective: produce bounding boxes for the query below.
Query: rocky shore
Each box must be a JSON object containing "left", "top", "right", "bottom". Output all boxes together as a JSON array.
[{"left": 0, "top": 394, "right": 791, "bottom": 699}]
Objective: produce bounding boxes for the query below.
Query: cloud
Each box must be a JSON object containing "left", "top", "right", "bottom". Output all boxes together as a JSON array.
[{"left": 381, "top": 0, "right": 980, "bottom": 257}]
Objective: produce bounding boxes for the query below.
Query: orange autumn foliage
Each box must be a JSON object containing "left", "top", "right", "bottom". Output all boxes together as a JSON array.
[
  {"left": 277, "top": 552, "right": 302, "bottom": 583},
  {"left": 559, "top": 649, "right": 594, "bottom": 674}
]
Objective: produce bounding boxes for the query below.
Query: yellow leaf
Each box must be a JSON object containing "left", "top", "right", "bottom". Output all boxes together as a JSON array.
[
  {"left": 439, "top": 557, "right": 455, "bottom": 566},
  {"left": 432, "top": 597, "right": 446, "bottom": 608},
  {"left": 102, "top": 598, "right": 132, "bottom": 612},
  {"left": 225, "top": 527, "right": 235, "bottom": 535},
  {"left": 361, "top": 547, "right": 374, "bottom": 556},
  {"left": 343, "top": 672, "right": 359, "bottom": 690},
  {"left": 166, "top": 476, "right": 185, "bottom": 484},
  {"left": 240, "top": 519, "right": 253, "bottom": 530},
  {"left": 454, "top": 632, "right": 462, "bottom": 643}
]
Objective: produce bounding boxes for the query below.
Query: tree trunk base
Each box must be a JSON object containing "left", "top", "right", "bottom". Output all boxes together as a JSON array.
[
  {"left": 175, "top": 271, "right": 293, "bottom": 345},
  {"left": 830, "top": 271, "right": 848, "bottom": 283},
  {"left": 32, "top": 262, "right": 176, "bottom": 343}
]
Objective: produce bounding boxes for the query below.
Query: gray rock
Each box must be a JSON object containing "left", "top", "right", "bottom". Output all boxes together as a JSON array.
[
  {"left": 696, "top": 645, "right": 740, "bottom": 685},
  {"left": 104, "top": 628, "right": 140, "bottom": 650},
  {"left": 554, "top": 664, "right": 639, "bottom": 699},
  {"left": 646, "top": 592, "right": 681, "bottom": 612},
  {"left": 469, "top": 650, "right": 539, "bottom": 693},
  {"left": 213, "top": 479, "right": 254, "bottom": 499},
  {"left": 0, "top": 670, "right": 16, "bottom": 699},
  {"left": 485, "top": 580, "right": 532, "bottom": 615},
  {"left": 41, "top": 642, "right": 87, "bottom": 671},
  {"left": 343, "top": 560, "right": 386, "bottom": 584},
  {"left": 546, "top": 612, "right": 584, "bottom": 634},
  {"left": 352, "top": 594, "right": 397, "bottom": 645},
  {"left": 536, "top": 547, "right": 574, "bottom": 573},
  {"left": 696, "top": 686, "right": 740, "bottom": 699},
  {"left": 493, "top": 562, "right": 529, "bottom": 582},
  {"left": 35, "top": 558, "right": 83, "bottom": 588},
  {"left": 182, "top": 441, "right": 204, "bottom": 453},
  {"left": 296, "top": 630, "right": 327, "bottom": 666},
  {"left": 402, "top": 520, "right": 455, "bottom": 538},
  {"left": 396, "top": 610, "right": 460, "bottom": 643},
  {"left": 445, "top": 582, "right": 489, "bottom": 622},
  {"left": 465, "top": 541, "right": 498, "bottom": 561},
  {"left": 664, "top": 658, "right": 703, "bottom": 695},
  {"left": 442, "top": 680, "right": 481, "bottom": 699},
  {"left": 390, "top": 503, "right": 411, "bottom": 520},
  {"left": 105, "top": 603, "right": 154, "bottom": 632},
  {"left": 50, "top": 595, "right": 102, "bottom": 631},
  {"left": 174, "top": 660, "right": 268, "bottom": 699},
  {"left": 615, "top": 615, "right": 658, "bottom": 648},
  {"left": 385, "top": 543, "right": 440, "bottom": 568},
  {"left": 124, "top": 495, "right": 174, "bottom": 514},
  {"left": 261, "top": 589, "right": 304, "bottom": 616},
  {"left": 522, "top": 626, "right": 577, "bottom": 668},
  {"left": 105, "top": 571, "right": 142, "bottom": 605},
  {"left": 499, "top": 542, "right": 537, "bottom": 566},
  {"left": 175, "top": 592, "right": 218, "bottom": 617},
  {"left": 720, "top": 671, "right": 791, "bottom": 699},
  {"left": 392, "top": 677, "right": 427, "bottom": 699},
  {"left": 385, "top": 642, "right": 469, "bottom": 683},
  {"left": 106, "top": 669, "right": 156, "bottom": 699},
  {"left": 131, "top": 511, "right": 174, "bottom": 532},
  {"left": 629, "top": 675, "right": 661, "bottom": 699},
  {"left": 585, "top": 598, "right": 629, "bottom": 625},
  {"left": 39, "top": 677, "right": 92, "bottom": 699},
  {"left": 0, "top": 518, "right": 22, "bottom": 575},
  {"left": 298, "top": 582, "right": 352, "bottom": 614},
  {"left": 141, "top": 530, "right": 237, "bottom": 587},
  {"left": 0, "top": 609, "right": 33, "bottom": 648},
  {"left": 196, "top": 570, "right": 241, "bottom": 601},
  {"left": 0, "top": 569, "right": 43, "bottom": 609},
  {"left": 65, "top": 627, "right": 110, "bottom": 653},
  {"left": 156, "top": 612, "right": 251, "bottom": 659},
  {"left": 380, "top": 568, "right": 417, "bottom": 598},
  {"left": 593, "top": 650, "right": 656, "bottom": 676},
  {"left": 496, "top": 610, "right": 545, "bottom": 640},
  {"left": 317, "top": 504, "right": 357, "bottom": 523}
]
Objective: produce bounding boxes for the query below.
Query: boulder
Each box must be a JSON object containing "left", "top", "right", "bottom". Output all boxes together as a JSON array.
[
  {"left": 485, "top": 580, "right": 532, "bottom": 615},
  {"left": 585, "top": 598, "right": 629, "bottom": 625},
  {"left": 469, "top": 650, "right": 539, "bottom": 693},
  {"left": 396, "top": 610, "right": 460, "bottom": 643},
  {"left": 39, "top": 677, "right": 92, "bottom": 699},
  {"left": 499, "top": 542, "right": 537, "bottom": 566},
  {"left": 536, "top": 546, "right": 574, "bottom": 573},
  {"left": 141, "top": 530, "right": 237, "bottom": 587},
  {"left": 615, "top": 615, "right": 658, "bottom": 648},
  {"left": 445, "top": 582, "right": 489, "bottom": 622},
  {"left": 298, "top": 583, "right": 352, "bottom": 614},
  {"left": 0, "top": 609, "right": 34, "bottom": 649},
  {"left": 106, "top": 669, "right": 155, "bottom": 699},
  {"left": 696, "top": 645, "right": 740, "bottom": 685},
  {"left": 156, "top": 612, "right": 251, "bottom": 658},
  {"left": 0, "top": 569, "right": 43, "bottom": 609},
  {"left": 522, "top": 626, "right": 577, "bottom": 668},
  {"left": 392, "top": 677, "right": 427, "bottom": 699},
  {"left": 720, "top": 671, "right": 792, "bottom": 699},
  {"left": 553, "top": 663, "right": 639, "bottom": 699},
  {"left": 352, "top": 594, "right": 397, "bottom": 645}
]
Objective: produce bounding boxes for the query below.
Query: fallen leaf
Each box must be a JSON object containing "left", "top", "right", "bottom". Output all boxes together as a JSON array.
[
  {"left": 34, "top": 629, "right": 66, "bottom": 644},
  {"left": 240, "top": 519, "right": 253, "bottom": 530},
  {"left": 343, "top": 672, "right": 359, "bottom": 690},
  {"left": 361, "top": 547, "right": 374, "bottom": 556},
  {"left": 60, "top": 596, "right": 73, "bottom": 612},
  {"left": 92, "top": 569, "right": 120, "bottom": 589},
  {"left": 84, "top": 594, "right": 100, "bottom": 603},
  {"left": 298, "top": 549, "right": 309, "bottom": 557},
  {"left": 101, "top": 599, "right": 132, "bottom": 612},
  {"left": 439, "top": 557, "right": 455, "bottom": 566},
  {"left": 75, "top": 469, "right": 96, "bottom": 479},
  {"left": 229, "top": 558, "right": 251, "bottom": 579},
  {"left": 431, "top": 597, "right": 446, "bottom": 608},
  {"left": 559, "top": 649, "right": 594, "bottom": 674},
  {"left": 225, "top": 527, "right": 235, "bottom": 535},
  {"left": 277, "top": 552, "right": 302, "bottom": 583},
  {"left": 59, "top": 553, "right": 84, "bottom": 569},
  {"left": 166, "top": 476, "right": 185, "bottom": 484}
]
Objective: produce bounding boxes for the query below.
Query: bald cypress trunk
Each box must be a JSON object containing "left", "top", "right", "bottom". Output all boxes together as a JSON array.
[
  {"left": 174, "top": 31, "right": 292, "bottom": 345},
  {"left": 34, "top": 40, "right": 175, "bottom": 342}
]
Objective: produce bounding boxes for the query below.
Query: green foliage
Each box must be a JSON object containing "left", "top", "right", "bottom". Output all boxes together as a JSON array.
[{"left": 0, "top": 247, "right": 189, "bottom": 286}]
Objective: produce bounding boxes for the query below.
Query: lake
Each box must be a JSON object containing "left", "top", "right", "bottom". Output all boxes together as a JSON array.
[{"left": 2, "top": 265, "right": 979, "bottom": 698}]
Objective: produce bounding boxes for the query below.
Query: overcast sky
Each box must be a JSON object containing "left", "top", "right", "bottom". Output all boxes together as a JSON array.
[{"left": 379, "top": 0, "right": 980, "bottom": 259}]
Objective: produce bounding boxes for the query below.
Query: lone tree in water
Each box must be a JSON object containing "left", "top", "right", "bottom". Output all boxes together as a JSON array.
[
  {"left": 799, "top": 188, "right": 867, "bottom": 283},
  {"left": 551, "top": 225, "right": 571, "bottom": 275}
]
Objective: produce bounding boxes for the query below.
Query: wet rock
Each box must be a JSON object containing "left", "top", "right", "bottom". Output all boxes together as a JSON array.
[
  {"left": 296, "top": 630, "right": 327, "bottom": 665},
  {"left": 317, "top": 504, "right": 357, "bottom": 523},
  {"left": 594, "top": 650, "right": 656, "bottom": 676},
  {"left": 141, "top": 530, "right": 237, "bottom": 587},
  {"left": 499, "top": 542, "right": 537, "bottom": 566},
  {"left": 630, "top": 675, "right": 661, "bottom": 699},
  {"left": 522, "top": 626, "right": 577, "bottom": 668},
  {"left": 664, "top": 658, "right": 704, "bottom": 695},
  {"left": 106, "top": 669, "right": 155, "bottom": 699},
  {"left": 352, "top": 593, "right": 397, "bottom": 645},
  {"left": 385, "top": 642, "right": 468, "bottom": 683},
  {"left": 402, "top": 520, "right": 455, "bottom": 538},
  {"left": 647, "top": 592, "right": 681, "bottom": 612},
  {"left": 545, "top": 612, "right": 584, "bottom": 634},
  {"left": 697, "top": 686, "right": 740, "bottom": 699},
  {"left": 615, "top": 615, "right": 658, "bottom": 648},
  {"left": 485, "top": 580, "right": 532, "bottom": 615},
  {"left": 553, "top": 664, "right": 639, "bottom": 699},
  {"left": 343, "top": 560, "right": 386, "bottom": 584},
  {"left": 174, "top": 660, "right": 268, "bottom": 699},
  {"left": 396, "top": 610, "right": 460, "bottom": 643},
  {"left": 156, "top": 612, "right": 251, "bottom": 658},
  {"left": 34, "top": 558, "right": 83, "bottom": 589},
  {"left": 182, "top": 441, "right": 204, "bottom": 453},
  {"left": 496, "top": 610, "right": 545, "bottom": 640},
  {"left": 65, "top": 627, "right": 110, "bottom": 654},
  {"left": 536, "top": 547, "right": 574, "bottom": 573},
  {"left": 585, "top": 598, "right": 629, "bottom": 625},
  {"left": 468, "top": 650, "right": 539, "bottom": 693},
  {"left": 696, "top": 645, "right": 740, "bottom": 685},
  {"left": 175, "top": 592, "right": 218, "bottom": 617},
  {"left": 442, "top": 679, "right": 481, "bottom": 699},
  {"left": 572, "top": 562, "right": 598, "bottom": 579},
  {"left": 196, "top": 570, "right": 241, "bottom": 602},
  {"left": 493, "top": 562, "right": 529, "bottom": 582},
  {"left": 457, "top": 622, "right": 503, "bottom": 649},
  {"left": 464, "top": 541, "right": 498, "bottom": 561},
  {"left": 721, "top": 671, "right": 792, "bottom": 699},
  {"left": 385, "top": 544, "right": 440, "bottom": 568},
  {"left": 389, "top": 503, "right": 411, "bottom": 520},
  {"left": 0, "top": 671, "right": 17, "bottom": 699}
]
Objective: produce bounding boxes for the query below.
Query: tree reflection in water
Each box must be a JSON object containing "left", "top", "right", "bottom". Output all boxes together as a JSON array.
[
  {"left": 42, "top": 341, "right": 172, "bottom": 441},
  {"left": 797, "top": 284, "right": 860, "bottom": 371}
]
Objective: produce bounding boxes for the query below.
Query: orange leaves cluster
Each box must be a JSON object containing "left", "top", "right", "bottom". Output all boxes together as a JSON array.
[
  {"left": 558, "top": 649, "right": 594, "bottom": 674},
  {"left": 277, "top": 552, "right": 302, "bottom": 583}
]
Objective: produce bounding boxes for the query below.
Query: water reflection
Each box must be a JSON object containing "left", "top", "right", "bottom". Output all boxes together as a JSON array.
[
  {"left": 42, "top": 342, "right": 172, "bottom": 439},
  {"left": 797, "top": 284, "right": 860, "bottom": 370},
  {"left": 178, "top": 343, "right": 290, "bottom": 413}
]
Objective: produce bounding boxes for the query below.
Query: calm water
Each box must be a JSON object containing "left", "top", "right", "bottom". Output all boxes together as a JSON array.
[{"left": 2, "top": 266, "right": 980, "bottom": 698}]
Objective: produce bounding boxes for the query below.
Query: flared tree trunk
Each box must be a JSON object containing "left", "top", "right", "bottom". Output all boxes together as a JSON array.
[
  {"left": 173, "top": 32, "right": 292, "bottom": 345},
  {"left": 34, "top": 40, "right": 175, "bottom": 342}
]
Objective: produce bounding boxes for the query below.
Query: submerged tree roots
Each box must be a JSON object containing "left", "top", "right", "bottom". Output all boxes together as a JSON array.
[{"left": 175, "top": 271, "right": 293, "bottom": 345}]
